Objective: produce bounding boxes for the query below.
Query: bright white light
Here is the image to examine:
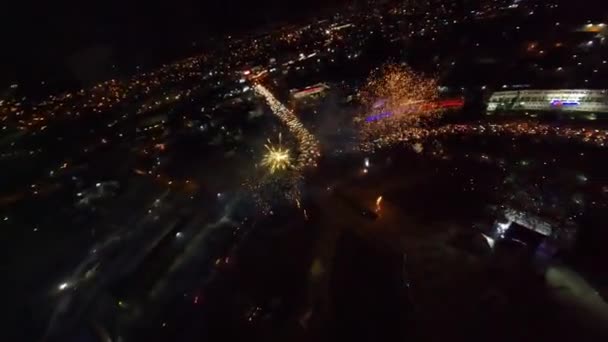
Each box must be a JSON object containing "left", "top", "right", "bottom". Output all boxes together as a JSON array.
[
  {"left": 496, "top": 221, "right": 512, "bottom": 237},
  {"left": 482, "top": 234, "right": 495, "bottom": 249},
  {"left": 58, "top": 282, "right": 69, "bottom": 291},
  {"left": 95, "top": 183, "right": 101, "bottom": 187},
  {"left": 364, "top": 157, "right": 370, "bottom": 168},
  {"left": 243, "top": 86, "right": 251, "bottom": 92},
  {"left": 175, "top": 232, "right": 183, "bottom": 238}
]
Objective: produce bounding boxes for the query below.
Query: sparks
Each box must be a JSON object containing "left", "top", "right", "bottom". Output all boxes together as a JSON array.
[
  {"left": 262, "top": 134, "right": 292, "bottom": 174},
  {"left": 359, "top": 64, "right": 438, "bottom": 123},
  {"left": 357, "top": 64, "right": 439, "bottom": 149},
  {"left": 375, "top": 195, "right": 383, "bottom": 213}
]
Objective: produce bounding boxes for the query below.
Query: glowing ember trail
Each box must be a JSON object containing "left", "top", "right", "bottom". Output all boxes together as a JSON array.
[
  {"left": 359, "top": 122, "right": 608, "bottom": 152},
  {"left": 246, "top": 83, "right": 320, "bottom": 211},
  {"left": 375, "top": 195, "right": 383, "bottom": 213},
  {"left": 253, "top": 84, "right": 320, "bottom": 170}
]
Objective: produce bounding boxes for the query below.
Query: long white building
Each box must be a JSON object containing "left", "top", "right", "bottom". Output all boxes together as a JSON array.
[{"left": 487, "top": 89, "right": 608, "bottom": 118}]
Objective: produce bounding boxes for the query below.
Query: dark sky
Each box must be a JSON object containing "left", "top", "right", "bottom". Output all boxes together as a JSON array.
[{"left": 3, "top": 0, "right": 350, "bottom": 87}]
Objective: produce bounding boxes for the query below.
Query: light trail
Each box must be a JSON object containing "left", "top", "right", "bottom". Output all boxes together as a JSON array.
[
  {"left": 356, "top": 67, "right": 608, "bottom": 152},
  {"left": 253, "top": 84, "right": 320, "bottom": 170},
  {"left": 359, "top": 122, "right": 608, "bottom": 152},
  {"left": 375, "top": 195, "right": 383, "bottom": 213},
  {"left": 248, "top": 83, "right": 320, "bottom": 211}
]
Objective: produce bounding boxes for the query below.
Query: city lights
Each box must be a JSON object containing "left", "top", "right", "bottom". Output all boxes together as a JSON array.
[
  {"left": 2, "top": 1, "right": 608, "bottom": 341},
  {"left": 361, "top": 121, "right": 608, "bottom": 152}
]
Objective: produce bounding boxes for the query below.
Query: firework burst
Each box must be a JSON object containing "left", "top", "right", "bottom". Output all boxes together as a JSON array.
[
  {"left": 359, "top": 64, "right": 438, "bottom": 122},
  {"left": 253, "top": 84, "right": 320, "bottom": 170},
  {"left": 262, "top": 133, "right": 292, "bottom": 174},
  {"left": 353, "top": 67, "right": 608, "bottom": 154},
  {"left": 249, "top": 83, "right": 321, "bottom": 211},
  {"left": 357, "top": 64, "right": 440, "bottom": 150}
]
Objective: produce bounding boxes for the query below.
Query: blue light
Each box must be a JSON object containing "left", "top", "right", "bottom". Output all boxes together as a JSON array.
[
  {"left": 550, "top": 99, "right": 579, "bottom": 107},
  {"left": 365, "top": 112, "right": 393, "bottom": 122}
]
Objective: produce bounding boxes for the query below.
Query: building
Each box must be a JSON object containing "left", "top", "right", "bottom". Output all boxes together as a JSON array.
[
  {"left": 482, "top": 208, "right": 577, "bottom": 265},
  {"left": 290, "top": 83, "right": 330, "bottom": 100},
  {"left": 487, "top": 89, "right": 608, "bottom": 119}
]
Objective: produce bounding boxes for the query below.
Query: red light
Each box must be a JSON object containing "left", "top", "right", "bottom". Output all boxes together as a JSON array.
[{"left": 438, "top": 99, "right": 464, "bottom": 108}]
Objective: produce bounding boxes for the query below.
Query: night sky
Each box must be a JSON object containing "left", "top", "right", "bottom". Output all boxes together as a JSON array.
[
  {"left": 3, "top": 0, "right": 351, "bottom": 88},
  {"left": 2, "top": 0, "right": 606, "bottom": 87}
]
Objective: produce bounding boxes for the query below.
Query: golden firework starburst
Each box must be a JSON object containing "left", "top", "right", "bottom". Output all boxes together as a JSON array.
[{"left": 262, "top": 133, "right": 292, "bottom": 174}]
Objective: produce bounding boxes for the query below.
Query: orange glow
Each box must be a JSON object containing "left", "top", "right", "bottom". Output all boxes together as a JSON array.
[{"left": 375, "top": 195, "right": 383, "bottom": 213}]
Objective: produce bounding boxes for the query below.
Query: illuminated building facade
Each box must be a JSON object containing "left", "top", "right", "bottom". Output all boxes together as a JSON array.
[
  {"left": 290, "top": 83, "right": 330, "bottom": 100},
  {"left": 487, "top": 89, "right": 608, "bottom": 118}
]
